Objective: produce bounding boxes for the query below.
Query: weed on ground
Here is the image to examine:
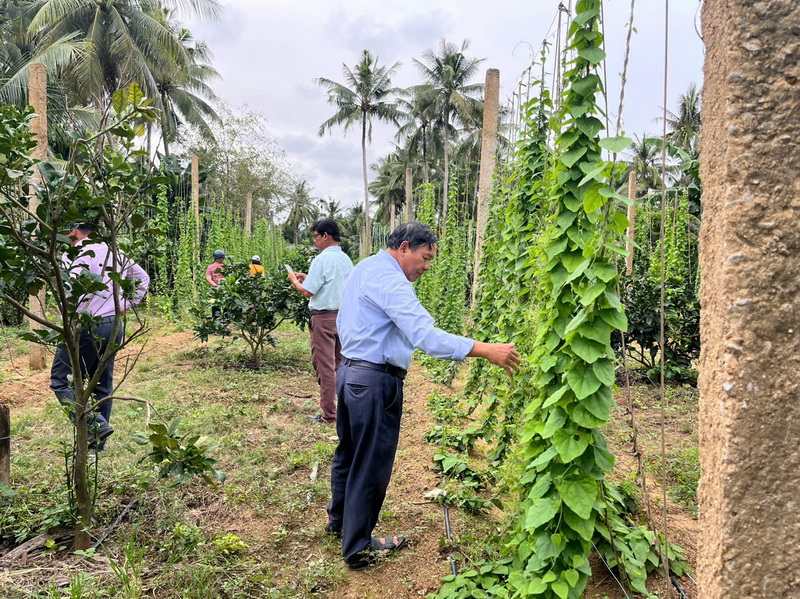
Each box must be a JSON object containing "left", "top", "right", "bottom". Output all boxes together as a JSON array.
[{"left": 0, "top": 318, "right": 699, "bottom": 597}]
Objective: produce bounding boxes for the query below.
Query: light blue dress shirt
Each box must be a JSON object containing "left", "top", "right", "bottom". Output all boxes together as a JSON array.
[
  {"left": 337, "top": 250, "right": 474, "bottom": 370},
  {"left": 302, "top": 245, "right": 353, "bottom": 311}
]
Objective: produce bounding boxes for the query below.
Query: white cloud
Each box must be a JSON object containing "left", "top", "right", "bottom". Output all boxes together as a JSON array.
[{"left": 185, "top": 0, "right": 705, "bottom": 210}]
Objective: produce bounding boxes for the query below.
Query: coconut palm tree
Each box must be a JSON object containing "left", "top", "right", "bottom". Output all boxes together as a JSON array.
[
  {"left": 284, "top": 179, "right": 317, "bottom": 245},
  {"left": 27, "top": 0, "right": 220, "bottom": 113},
  {"left": 664, "top": 84, "right": 701, "bottom": 151},
  {"left": 150, "top": 14, "right": 220, "bottom": 156},
  {"left": 0, "top": 0, "right": 95, "bottom": 148},
  {"left": 395, "top": 86, "right": 446, "bottom": 184},
  {"left": 316, "top": 49, "right": 400, "bottom": 255},
  {"left": 413, "top": 38, "right": 484, "bottom": 222},
  {"left": 369, "top": 151, "right": 407, "bottom": 225},
  {"left": 319, "top": 197, "right": 343, "bottom": 220},
  {"left": 623, "top": 134, "right": 664, "bottom": 196}
]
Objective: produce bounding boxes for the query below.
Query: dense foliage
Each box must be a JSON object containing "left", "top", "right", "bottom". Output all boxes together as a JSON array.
[
  {"left": 193, "top": 256, "right": 310, "bottom": 367},
  {"left": 431, "top": 2, "right": 689, "bottom": 597},
  {"left": 461, "top": 87, "right": 552, "bottom": 466},
  {"left": 618, "top": 193, "right": 700, "bottom": 382},
  {"left": 0, "top": 89, "right": 165, "bottom": 548},
  {"left": 419, "top": 175, "right": 470, "bottom": 384}
]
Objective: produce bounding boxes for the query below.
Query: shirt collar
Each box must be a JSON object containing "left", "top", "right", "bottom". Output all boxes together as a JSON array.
[
  {"left": 378, "top": 249, "right": 404, "bottom": 275},
  {"left": 320, "top": 245, "right": 342, "bottom": 254}
]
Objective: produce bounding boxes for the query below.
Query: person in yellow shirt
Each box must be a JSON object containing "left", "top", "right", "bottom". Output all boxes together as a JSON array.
[{"left": 249, "top": 255, "right": 266, "bottom": 277}]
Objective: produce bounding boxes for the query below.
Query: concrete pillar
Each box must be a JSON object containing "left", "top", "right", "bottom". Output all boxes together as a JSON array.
[
  {"left": 405, "top": 167, "right": 413, "bottom": 222},
  {"left": 245, "top": 192, "right": 253, "bottom": 235},
  {"left": 698, "top": 1, "right": 800, "bottom": 597},
  {"left": 471, "top": 68, "right": 500, "bottom": 307},
  {"left": 28, "top": 63, "right": 47, "bottom": 371},
  {"left": 191, "top": 155, "right": 200, "bottom": 263},
  {"left": 390, "top": 203, "right": 396, "bottom": 231},
  {"left": 626, "top": 171, "right": 637, "bottom": 276}
]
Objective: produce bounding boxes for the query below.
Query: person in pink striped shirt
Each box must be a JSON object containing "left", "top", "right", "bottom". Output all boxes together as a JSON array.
[
  {"left": 50, "top": 223, "right": 150, "bottom": 451},
  {"left": 205, "top": 249, "right": 226, "bottom": 319}
]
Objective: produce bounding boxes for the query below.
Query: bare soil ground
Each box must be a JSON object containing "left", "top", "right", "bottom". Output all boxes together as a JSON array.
[{"left": 0, "top": 322, "right": 699, "bottom": 598}]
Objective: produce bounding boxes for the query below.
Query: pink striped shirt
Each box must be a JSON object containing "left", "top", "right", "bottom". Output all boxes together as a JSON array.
[
  {"left": 205, "top": 261, "right": 225, "bottom": 286},
  {"left": 66, "top": 241, "right": 150, "bottom": 317}
]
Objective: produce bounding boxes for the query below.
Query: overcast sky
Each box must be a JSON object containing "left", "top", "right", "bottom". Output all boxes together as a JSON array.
[{"left": 184, "top": 0, "right": 705, "bottom": 210}]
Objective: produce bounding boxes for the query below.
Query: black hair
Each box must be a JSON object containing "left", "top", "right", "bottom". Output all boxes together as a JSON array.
[
  {"left": 312, "top": 218, "right": 341, "bottom": 241},
  {"left": 386, "top": 221, "right": 438, "bottom": 250},
  {"left": 76, "top": 223, "right": 97, "bottom": 234}
]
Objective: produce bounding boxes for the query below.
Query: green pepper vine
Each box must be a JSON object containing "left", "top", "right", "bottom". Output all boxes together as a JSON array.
[
  {"left": 431, "top": 1, "right": 689, "bottom": 597},
  {"left": 420, "top": 173, "right": 469, "bottom": 384}
]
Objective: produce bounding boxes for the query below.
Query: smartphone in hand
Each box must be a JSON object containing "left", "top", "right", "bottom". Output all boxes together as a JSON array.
[{"left": 284, "top": 264, "right": 294, "bottom": 275}]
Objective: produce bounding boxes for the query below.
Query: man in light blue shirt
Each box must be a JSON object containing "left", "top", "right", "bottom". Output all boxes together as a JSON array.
[
  {"left": 329, "top": 221, "right": 520, "bottom": 569},
  {"left": 289, "top": 218, "right": 353, "bottom": 423}
]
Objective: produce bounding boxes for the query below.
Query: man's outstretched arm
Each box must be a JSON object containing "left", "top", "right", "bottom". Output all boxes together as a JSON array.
[{"left": 468, "top": 341, "right": 522, "bottom": 376}]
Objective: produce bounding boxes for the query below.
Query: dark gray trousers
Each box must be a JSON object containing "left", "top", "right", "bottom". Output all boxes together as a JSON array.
[
  {"left": 328, "top": 362, "right": 404, "bottom": 564},
  {"left": 50, "top": 316, "right": 123, "bottom": 447}
]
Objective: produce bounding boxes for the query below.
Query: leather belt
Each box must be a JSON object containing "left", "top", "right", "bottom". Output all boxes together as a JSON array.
[
  {"left": 343, "top": 358, "right": 407, "bottom": 380},
  {"left": 310, "top": 309, "right": 337, "bottom": 316}
]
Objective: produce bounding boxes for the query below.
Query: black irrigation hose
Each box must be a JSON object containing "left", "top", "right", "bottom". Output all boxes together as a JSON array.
[
  {"left": 443, "top": 502, "right": 453, "bottom": 539},
  {"left": 437, "top": 479, "right": 459, "bottom": 576},
  {"left": 671, "top": 576, "right": 689, "bottom": 599},
  {"left": 441, "top": 502, "right": 458, "bottom": 576}
]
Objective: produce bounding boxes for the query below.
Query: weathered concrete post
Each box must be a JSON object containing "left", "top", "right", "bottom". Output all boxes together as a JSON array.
[
  {"left": 390, "top": 203, "right": 396, "bottom": 231},
  {"left": 472, "top": 68, "right": 500, "bottom": 307},
  {"left": 698, "top": 2, "right": 800, "bottom": 597},
  {"left": 269, "top": 211, "right": 277, "bottom": 265},
  {"left": 245, "top": 192, "right": 253, "bottom": 235},
  {"left": 28, "top": 63, "right": 47, "bottom": 371},
  {"left": 191, "top": 155, "right": 200, "bottom": 256},
  {"left": 405, "top": 167, "right": 413, "bottom": 222},
  {"left": 626, "top": 171, "right": 637, "bottom": 276}
]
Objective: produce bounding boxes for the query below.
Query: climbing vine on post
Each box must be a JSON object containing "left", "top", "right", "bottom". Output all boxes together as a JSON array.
[
  {"left": 174, "top": 206, "right": 199, "bottom": 310},
  {"left": 503, "top": 0, "right": 631, "bottom": 594},
  {"left": 434, "top": 1, "right": 650, "bottom": 596},
  {"left": 420, "top": 174, "right": 469, "bottom": 385},
  {"left": 414, "top": 182, "right": 438, "bottom": 312},
  {"left": 462, "top": 86, "right": 552, "bottom": 464}
]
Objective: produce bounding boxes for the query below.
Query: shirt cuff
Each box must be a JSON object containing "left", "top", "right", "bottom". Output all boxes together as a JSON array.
[{"left": 452, "top": 337, "right": 475, "bottom": 362}]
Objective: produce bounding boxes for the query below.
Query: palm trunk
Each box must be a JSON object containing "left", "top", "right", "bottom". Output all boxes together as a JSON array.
[
  {"left": 161, "top": 90, "right": 171, "bottom": 157},
  {"left": 442, "top": 108, "right": 450, "bottom": 225},
  {"left": 405, "top": 167, "right": 413, "bottom": 222},
  {"left": 361, "top": 112, "right": 370, "bottom": 257},
  {"left": 422, "top": 124, "right": 430, "bottom": 183}
]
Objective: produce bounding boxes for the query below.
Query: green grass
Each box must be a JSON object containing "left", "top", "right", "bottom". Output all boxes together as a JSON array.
[
  {"left": 0, "top": 317, "right": 346, "bottom": 598},
  {"left": 660, "top": 444, "right": 700, "bottom": 514}
]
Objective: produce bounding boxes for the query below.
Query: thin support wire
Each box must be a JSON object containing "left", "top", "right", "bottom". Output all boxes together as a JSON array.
[
  {"left": 600, "top": 1, "right": 611, "bottom": 134},
  {"left": 591, "top": 541, "right": 633, "bottom": 599},
  {"left": 658, "top": 0, "right": 673, "bottom": 595},
  {"left": 609, "top": 0, "right": 653, "bottom": 529},
  {"left": 598, "top": 484, "right": 634, "bottom": 596},
  {"left": 552, "top": 4, "right": 564, "bottom": 115},
  {"left": 618, "top": 299, "right": 655, "bottom": 526},
  {"left": 616, "top": 0, "right": 637, "bottom": 136},
  {"left": 525, "top": 65, "right": 532, "bottom": 106}
]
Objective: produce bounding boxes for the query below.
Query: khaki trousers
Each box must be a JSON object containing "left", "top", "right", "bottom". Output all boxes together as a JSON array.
[{"left": 309, "top": 310, "right": 342, "bottom": 422}]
